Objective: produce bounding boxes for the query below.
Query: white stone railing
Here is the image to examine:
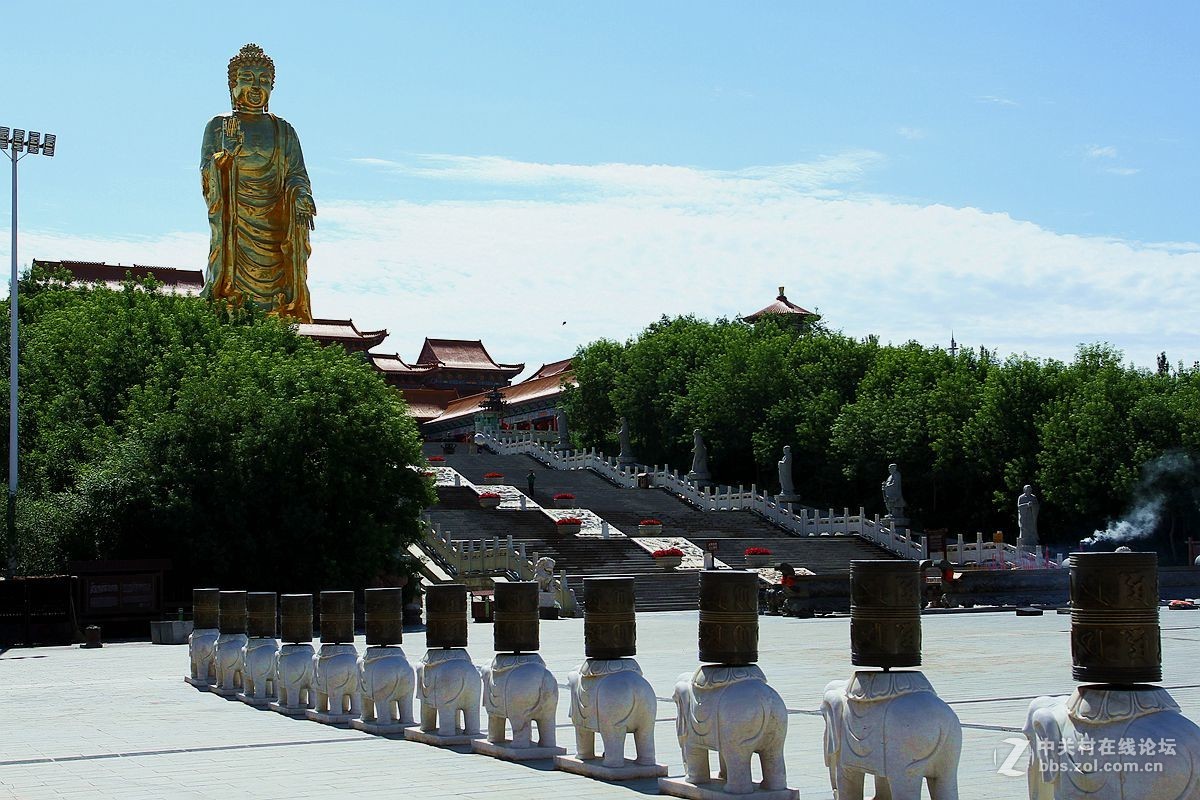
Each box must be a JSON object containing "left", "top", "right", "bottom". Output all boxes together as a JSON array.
[
  {"left": 481, "top": 432, "right": 1061, "bottom": 569},
  {"left": 418, "top": 514, "right": 579, "bottom": 614}
]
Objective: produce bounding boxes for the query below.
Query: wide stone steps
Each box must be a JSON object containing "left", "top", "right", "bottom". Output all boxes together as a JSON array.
[{"left": 421, "top": 447, "right": 896, "bottom": 611}]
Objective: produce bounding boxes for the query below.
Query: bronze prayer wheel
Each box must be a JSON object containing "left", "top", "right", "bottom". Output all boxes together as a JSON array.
[
  {"left": 698, "top": 570, "right": 759, "bottom": 665},
  {"left": 850, "top": 560, "right": 922, "bottom": 669},
  {"left": 246, "top": 592, "right": 277, "bottom": 639},
  {"left": 218, "top": 590, "right": 247, "bottom": 635},
  {"left": 425, "top": 583, "right": 469, "bottom": 648},
  {"left": 365, "top": 587, "right": 404, "bottom": 646},
  {"left": 193, "top": 588, "right": 220, "bottom": 630},
  {"left": 584, "top": 577, "right": 637, "bottom": 659},
  {"left": 494, "top": 581, "right": 539, "bottom": 653},
  {"left": 1070, "top": 552, "right": 1161, "bottom": 683},
  {"left": 319, "top": 590, "right": 355, "bottom": 645},
  {"left": 279, "top": 593, "right": 313, "bottom": 644}
]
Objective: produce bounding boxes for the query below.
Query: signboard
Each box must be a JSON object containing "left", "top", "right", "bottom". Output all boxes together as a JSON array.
[
  {"left": 925, "top": 530, "right": 946, "bottom": 557},
  {"left": 705, "top": 540, "right": 719, "bottom": 554}
]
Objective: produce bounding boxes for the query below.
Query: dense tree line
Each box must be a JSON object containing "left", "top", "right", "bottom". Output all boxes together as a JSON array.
[
  {"left": 561, "top": 315, "right": 1200, "bottom": 559},
  {"left": 1, "top": 267, "right": 434, "bottom": 591}
]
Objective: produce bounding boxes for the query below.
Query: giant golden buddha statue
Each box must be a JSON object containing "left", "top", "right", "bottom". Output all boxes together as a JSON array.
[{"left": 200, "top": 43, "right": 314, "bottom": 322}]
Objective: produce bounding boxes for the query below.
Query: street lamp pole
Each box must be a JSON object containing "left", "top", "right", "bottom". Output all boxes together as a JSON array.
[{"left": 1, "top": 127, "right": 56, "bottom": 579}]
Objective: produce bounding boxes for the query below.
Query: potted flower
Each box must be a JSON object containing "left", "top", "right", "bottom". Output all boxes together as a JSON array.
[
  {"left": 652, "top": 547, "right": 684, "bottom": 570},
  {"left": 555, "top": 517, "right": 583, "bottom": 535},
  {"left": 478, "top": 491, "right": 502, "bottom": 508},
  {"left": 483, "top": 471, "right": 505, "bottom": 485},
  {"left": 553, "top": 492, "right": 576, "bottom": 509},
  {"left": 744, "top": 546, "right": 772, "bottom": 568},
  {"left": 428, "top": 455, "right": 446, "bottom": 463},
  {"left": 638, "top": 518, "right": 663, "bottom": 535}
]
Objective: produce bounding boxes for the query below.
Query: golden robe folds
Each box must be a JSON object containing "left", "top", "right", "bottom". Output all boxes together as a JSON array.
[{"left": 200, "top": 114, "right": 313, "bottom": 322}]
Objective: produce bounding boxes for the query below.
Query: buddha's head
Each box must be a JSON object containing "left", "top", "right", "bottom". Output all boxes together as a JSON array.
[{"left": 227, "top": 43, "right": 275, "bottom": 113}]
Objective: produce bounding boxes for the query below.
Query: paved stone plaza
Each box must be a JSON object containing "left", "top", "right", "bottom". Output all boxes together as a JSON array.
[{"left": 3, "top": 610, "right": 1199, "bottom": 799}]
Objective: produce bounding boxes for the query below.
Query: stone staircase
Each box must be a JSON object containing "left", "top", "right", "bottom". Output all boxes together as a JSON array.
[{"left": 421, "top": 446, "right": 897, "bottom": 612}]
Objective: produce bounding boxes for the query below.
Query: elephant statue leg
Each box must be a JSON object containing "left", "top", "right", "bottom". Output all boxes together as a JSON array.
[
  {"left": 723, "top": 751, "right": 754, "bottom": 796},
  {"left": 760, "top": 741, "right": 788, "bottom": 791},
  {"left": 535, "top": 711, "right": 556, "bottom": 749},
  {"left": 576, "top": 728, "right": 597, "bottom": 760},
  {"left": 836, "top": 765, "right": 867, "bottom": 800},
  {"left": 489, "top": 714, "right": 507, "bottom": 743},
  {"left": 599, "top": 726, "right": 625, "bottom": 768},
  {"left": 684, "top": 745, "right": 710, "bottom": 785},
  {"left": 511, "top": 718, "right": 533, "bottom": 748},
  {"left": 462, "top": 704, "right": 480, "bottom": 737},
  {"left": 926, "top": 771, "right": 959, "bottom": 800},
  {"left": 633, "top": 725, "right": 656, "bottom": 766},
  {"left": 421, "top": 704, "right": 439, "bottom": 733}
]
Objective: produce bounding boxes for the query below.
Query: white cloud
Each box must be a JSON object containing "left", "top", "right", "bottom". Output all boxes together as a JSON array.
[
  {"left": 6, "top": 154, "right": 1196, "bottom": 375},
  {"left": 977, "top": 95, "right": 1018, "bottom": 107},
  {"left": 897, "top": 126, "right": 927, "bottom": 140},
  {"left": 1086, "top": 145, "right": 1118, "bottom": 159},
  {"left": 1105, "top": 166, "right": 1140, "bottom": 176}
]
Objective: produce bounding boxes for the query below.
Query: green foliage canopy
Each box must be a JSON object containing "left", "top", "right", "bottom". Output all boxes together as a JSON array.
[{"left": 2, "top": 268, "right": 434, "bottom": 590}]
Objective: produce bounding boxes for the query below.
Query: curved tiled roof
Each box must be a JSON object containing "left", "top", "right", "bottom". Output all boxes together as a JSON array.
[
  {"left": 415, "top": 338, "right": 524, "bottom": 375},
  {"left": 423, "top": 369, "right": 575, "bottom": 429},
  {"left": 367, "top": 353, "right": 437, "bottom": 374},
  {"left": 526, "top": 358, "right": 573, "bottom": 381},
  {"left": 741, "top": 286, "right": 815, "bottom": 323},
  {"left": 294, "top": 318, "right": 388, "bottom": 350},
  {"left": 35, "top": 259, "right": 204, "bottom": 295}
]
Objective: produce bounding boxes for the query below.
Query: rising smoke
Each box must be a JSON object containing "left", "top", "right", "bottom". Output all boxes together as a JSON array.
[{"left": 1081, "top": 451, "right": 1198, "bottom": 547}]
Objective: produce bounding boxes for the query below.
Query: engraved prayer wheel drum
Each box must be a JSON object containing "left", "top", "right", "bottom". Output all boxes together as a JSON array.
[
  {"left": 246, "top": 592, "right": 277, "bottom": 638},
  {"left": 584, "top": 577, "right": 637, "bottom": 659},
  {"left": 319, "top": 591, "right": 355, "bottom": 645},
  {"left": 218, "top": 590, "right": 247, "bottom": 635},
  {"left": 425, "top": 583, "right": 468, "bottom": 648},
  {"left": 193, "top": 588, "right": 220, "bottom": 630},
  {"left": 494, "top": 581, "right": 539, "bottom": 653},
  {"left": 1070, "top": 552, "right": 1161, "bottom": 683},
  {"left": 850, "top": 560, "right": 922, "bottom": 669},
  {"left": 698, "top": 570, "right": 759, "bottom": 665},
  {"left": 279, "top": 594, "right": 313, "bottom": 644},
  {"left": 364, "top": 588, "right": 404, "bottom": 646}
]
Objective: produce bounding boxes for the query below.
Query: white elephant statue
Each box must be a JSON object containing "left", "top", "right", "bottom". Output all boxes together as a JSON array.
[
  {"left": 1025, "top": 686, "right": 1200, "bottom": 799},
  {"left": 482, "top": 652, "right": 559, "bottom": 748},
  {"left": 415, "top": 648, "right": 482, "bottom": 737},
  {"left": 568, "top": 658, "right": 657, "bottom": 768},
  {"left": 821, "top": 671, "right": 961, "bottom": 800},
  {"left": 272, "top": 643, "right": 315, "bottom": 714},
  {"left": 239, "top": 637, "right": 279, "bottom": 704},
  {"left": 357, "top": 646, "right": 415, "bottom": 729},
  {"left": 310, "top": 644, "right": 361, "bottom": 721},
  {"left": 672, "top": 664, "right": 789, "bottom": 795},
  {"left": 187, "top": 627, "right": 219, "bottom": 686},
  {"left": 213, "top": 632, "right": 248, "bottom": 696}
]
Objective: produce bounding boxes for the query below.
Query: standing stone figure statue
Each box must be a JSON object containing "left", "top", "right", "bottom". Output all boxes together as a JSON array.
[
  {"left": 1017, "top": 485, "right": 1040, "bottom": 547},
  {"left": 777, "top": 445, "right": 800, "bottom": 502},
  {"left": 201, "top": 43, "right": 315, "bottom": 322},
  {"left": 617, "top": 416, "right": 636, "bottom": 466},
  {"left": 555, "top": 408, "right": 570, "bottom": 450},
  {"left": 688, "top": 429, "right": 711, "bottom": 483},
  {"left": 881, "top": 463, "right": 907, "bottom": 522}
]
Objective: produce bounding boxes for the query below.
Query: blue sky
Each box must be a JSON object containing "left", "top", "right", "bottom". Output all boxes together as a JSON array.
[{"left": 3, "top": 2, "right": 1198, "bottom": 372}]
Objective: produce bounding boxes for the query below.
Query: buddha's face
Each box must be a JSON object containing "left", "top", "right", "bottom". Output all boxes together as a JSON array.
[{"left": 231, "top": 65, "right": 273, "bottom": 112}]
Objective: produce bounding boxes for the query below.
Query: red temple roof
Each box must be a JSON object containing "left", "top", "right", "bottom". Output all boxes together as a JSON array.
[
  {"left": 525, "top": 358, "right": 573, "bottom": 382},
  {"left": 424, "top": 368, "right": 575, "bottom": 428},
  {"left": 294, "top": 318, "right": 388, "bottom": 351},
  {"left": 741, "top": 286, "right": 816, "bottom": 323},
  {"left": 401, "top": 388, "right": 459, "bottom": 423},
  {"left": 36, "top": 259, "right": 204, "bottom": 296},
  {"left": 415, "top": 338, "right": 524, "bottom": 375}
]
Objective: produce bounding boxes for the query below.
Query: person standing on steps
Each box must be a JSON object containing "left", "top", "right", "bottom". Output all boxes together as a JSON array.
[{"left": 526, "top": 470, "right": 536, "bottom": 501}]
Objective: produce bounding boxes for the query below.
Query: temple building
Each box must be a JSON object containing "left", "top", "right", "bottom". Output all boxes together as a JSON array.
[
  {"left": 420, "top": 359, "right": 576, "bottom": 441},
  {"left": 369, "top": 338, "right": 524, "bottom": 396}
]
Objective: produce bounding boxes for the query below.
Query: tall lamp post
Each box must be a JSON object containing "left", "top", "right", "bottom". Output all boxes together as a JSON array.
[{"left": 1, "top": 126, "right": 57, "bottom": 579}]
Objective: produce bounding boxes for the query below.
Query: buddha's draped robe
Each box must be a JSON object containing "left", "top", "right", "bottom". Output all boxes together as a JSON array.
[{"left": 200, "top": 113, "right": 313, "bottom": 322}]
